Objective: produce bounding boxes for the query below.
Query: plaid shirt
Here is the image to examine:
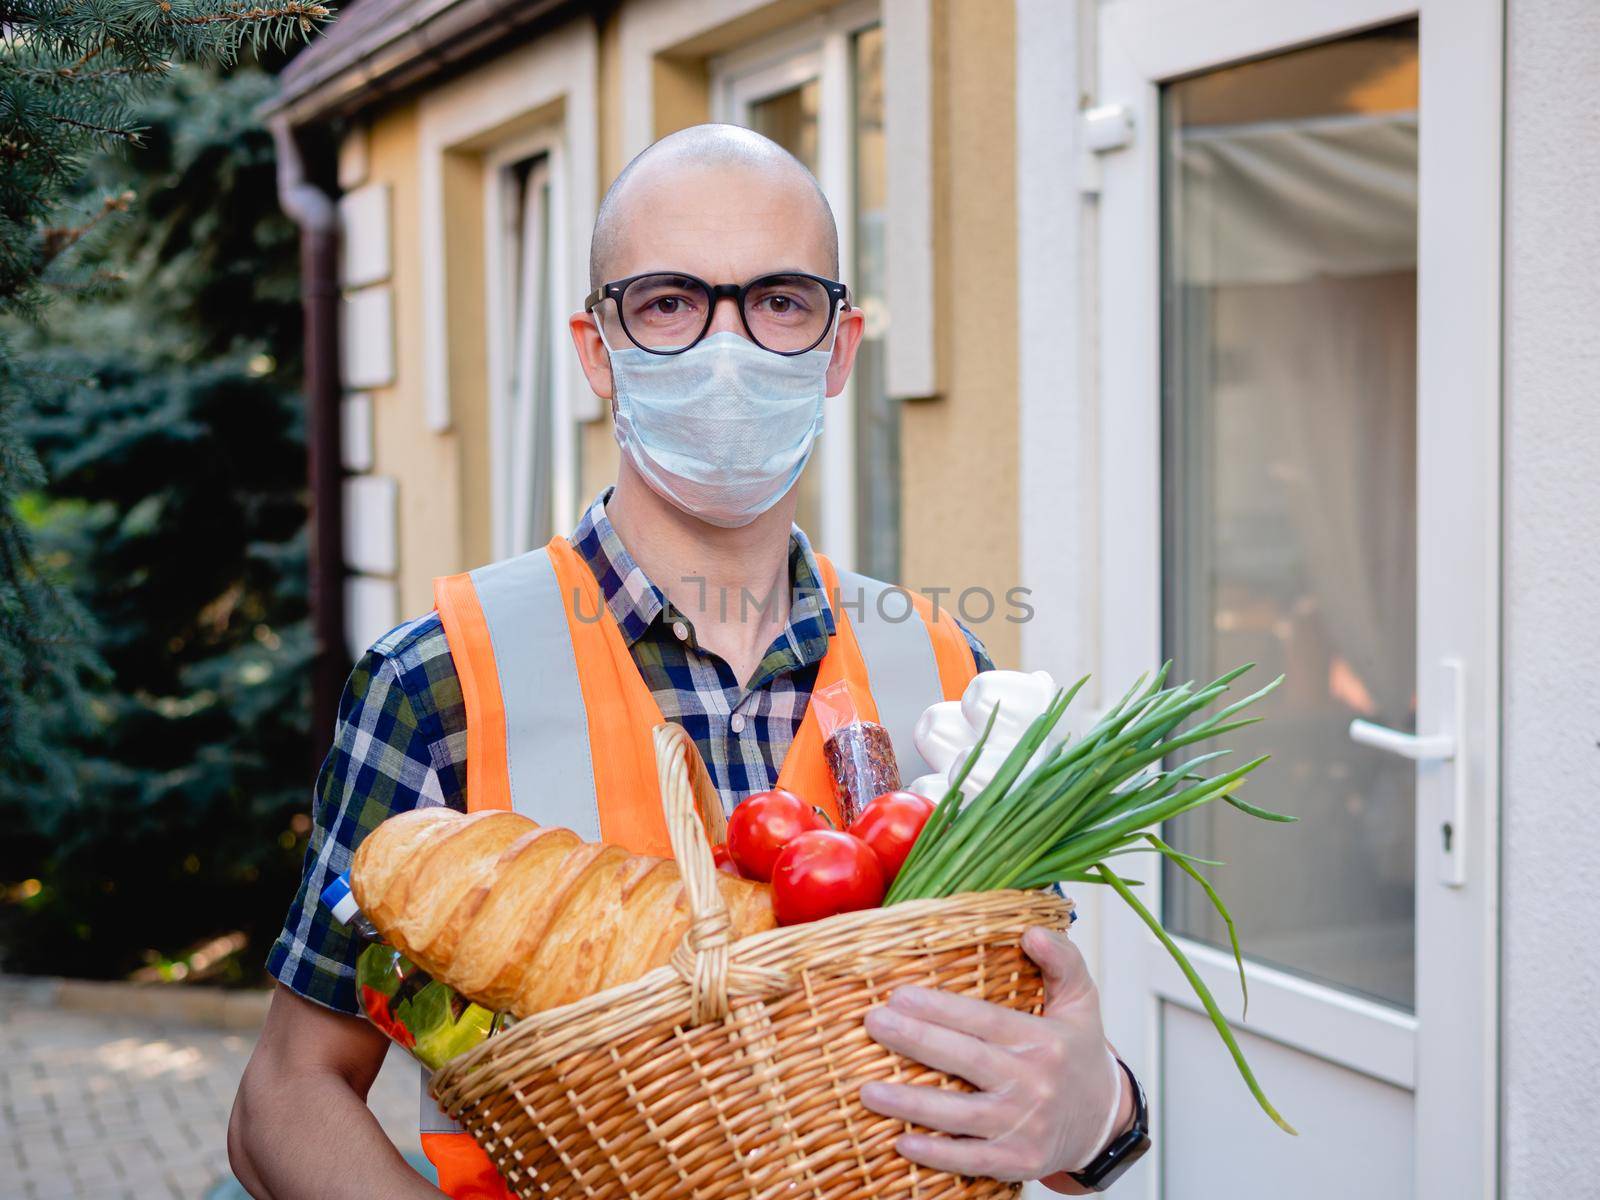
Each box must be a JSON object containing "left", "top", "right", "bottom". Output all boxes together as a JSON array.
[{"left": 268, "top": 491, "right": 992, "bottom": 1014}]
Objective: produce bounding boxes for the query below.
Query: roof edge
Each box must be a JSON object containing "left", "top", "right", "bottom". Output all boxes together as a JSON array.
[{"left": 265, "top": 0, "right": 585, "bottom": 128}]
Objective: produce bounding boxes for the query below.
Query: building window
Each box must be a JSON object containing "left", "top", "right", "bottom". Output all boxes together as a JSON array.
[
  {"left": 712, "top": 4, "right": 894, "bottom": 577},
  {"left": 849, "top": 23, "right": 894, "bottom": 581}
]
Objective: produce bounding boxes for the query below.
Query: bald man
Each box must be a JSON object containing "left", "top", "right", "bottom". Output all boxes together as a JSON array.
[{"left": 230, "top": 125, "right": 1141, "bottom": 1199}]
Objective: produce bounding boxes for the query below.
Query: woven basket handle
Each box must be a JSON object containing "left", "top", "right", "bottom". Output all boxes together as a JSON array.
[{"left": 653, "top": 723, "right": 735, "bottom": 1023}]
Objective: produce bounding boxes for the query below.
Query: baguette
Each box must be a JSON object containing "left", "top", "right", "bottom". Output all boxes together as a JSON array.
[{"left": 350, "top": 806, "right": 775, "bottom": 1017}]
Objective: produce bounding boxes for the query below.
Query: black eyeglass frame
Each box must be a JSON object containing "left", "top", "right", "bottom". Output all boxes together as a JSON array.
[{"left": 584, "top": 270, "right": 851, "bottom": 356}]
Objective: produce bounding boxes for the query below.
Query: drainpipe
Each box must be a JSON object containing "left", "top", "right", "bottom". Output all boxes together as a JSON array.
[{"left": 272, "top": 116, "right": 344, "bottom": 775}]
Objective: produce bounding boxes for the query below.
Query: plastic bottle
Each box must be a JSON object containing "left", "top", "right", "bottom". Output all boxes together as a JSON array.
[{"left": 321, "top": 872, "right": 505, "bottom": 1070}]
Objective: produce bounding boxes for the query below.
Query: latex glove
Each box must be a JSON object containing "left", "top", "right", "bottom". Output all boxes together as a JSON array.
[
  {"left": 859, "top": 926, "right": 1128, "bottom": 1185},
  {"left": 911, "top": 700, "right": 971, "bottom": 775},
  {"left": 960, "top": 670, "right": 1060, "bottom": 743},
  {"left": 911, "top": 670, "right": 1067, "bottom": 800}
]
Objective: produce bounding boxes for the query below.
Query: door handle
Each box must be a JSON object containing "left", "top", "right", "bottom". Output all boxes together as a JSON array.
[
  {"left": 1346, "top": 659, "right": 1467, "bottom": 887},
  {"left": 1347, "top": 721, "right": 1455, "bottom": 762}
]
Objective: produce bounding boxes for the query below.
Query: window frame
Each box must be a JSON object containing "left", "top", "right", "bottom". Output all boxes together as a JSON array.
[
  {"left": 415, "top": 19, "right": 599, "bottom": 432},
  {"left": 484, "top": 131, "right": 571, "bottom": 559},
  {"left": 707, "top": 0, "right": 880, "bottom": 568}
]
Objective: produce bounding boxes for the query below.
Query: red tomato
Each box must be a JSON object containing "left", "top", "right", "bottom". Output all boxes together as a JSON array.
[
  {"left": 727, "top": 789, "right": 828, "bottom": 882},
  {"left": 771, "top": 830, "right": 886, "bottom": 925},
  {"left": 848, "top": 791, "right": 935, "bottom": 883},
  {"left": 711, "top": 844, "right": 742, "bottom": 877}
]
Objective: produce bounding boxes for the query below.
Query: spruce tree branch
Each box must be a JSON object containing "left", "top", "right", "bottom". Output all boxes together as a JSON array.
[
  {"left": 163, "top": 3, "right": 332, "bottom": 27},
  {"left": 44, "top": 268, "right": 129, "bottom": 295},
  {"left": 66, "top": 43, "right": 110, "bottom": 75},
  {"left": 11, "top": 64, "right": 165, "bottom": 83},
  {"left": 42, "top": 114, "right": 143, "bottom": 143},
  {"left": 39, "top": 192, "right": 137, "bottom": 271}
]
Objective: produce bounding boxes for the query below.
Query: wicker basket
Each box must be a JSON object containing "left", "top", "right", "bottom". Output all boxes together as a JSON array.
[{"left": 431, "top": 724, "right": 1074, "bottom": 1200}]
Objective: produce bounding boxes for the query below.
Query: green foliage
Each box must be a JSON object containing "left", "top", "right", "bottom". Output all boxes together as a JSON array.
[
  {"left": 0, "top": 2, "right": 330, "bottom": 316},
  {"left": 1, "top": 3, "right": 329, "bottom": 979}
]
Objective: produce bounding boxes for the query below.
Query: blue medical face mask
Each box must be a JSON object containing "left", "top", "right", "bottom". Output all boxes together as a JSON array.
[{"left": 602, "top": 327, "right": 831, "bottom": 529}]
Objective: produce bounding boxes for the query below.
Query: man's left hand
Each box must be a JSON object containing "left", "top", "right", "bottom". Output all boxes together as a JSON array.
[{"left": 859, "top": 925, "right": 1129, "bottom": 1189}]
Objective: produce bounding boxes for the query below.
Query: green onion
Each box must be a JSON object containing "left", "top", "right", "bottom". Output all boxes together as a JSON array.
[{"left": 886, "top": 663, "right": 1296, "bottom": 1133}]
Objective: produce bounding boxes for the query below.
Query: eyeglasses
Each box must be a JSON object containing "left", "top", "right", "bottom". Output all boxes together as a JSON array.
[{"left": 585, "top": 271, "right": 850, "bottom": 356}]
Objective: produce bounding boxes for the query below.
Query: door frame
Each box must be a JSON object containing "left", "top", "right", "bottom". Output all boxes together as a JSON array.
[{"left": 1085, "top": 1, "right": 1504, "bottom": 1196}]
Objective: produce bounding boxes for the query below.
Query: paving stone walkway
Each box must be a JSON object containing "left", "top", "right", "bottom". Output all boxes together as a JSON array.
[{"left": 0, "top": 977, "right": 424, "bottom": 1199}]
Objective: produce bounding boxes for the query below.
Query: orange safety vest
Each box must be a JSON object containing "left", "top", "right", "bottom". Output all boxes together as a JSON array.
[{"left": 422, "top": 536, "right": 976, "bottom": 1197}]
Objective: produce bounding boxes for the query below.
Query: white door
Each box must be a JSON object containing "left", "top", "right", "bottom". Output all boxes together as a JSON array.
[{"left": 1092, "top": 2, "right": 1501, "bottom": 1197}]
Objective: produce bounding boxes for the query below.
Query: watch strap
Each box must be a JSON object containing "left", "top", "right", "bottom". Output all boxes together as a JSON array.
[{"left": 1066, "top": 1056, "right": 1150, "bottom": 1191}]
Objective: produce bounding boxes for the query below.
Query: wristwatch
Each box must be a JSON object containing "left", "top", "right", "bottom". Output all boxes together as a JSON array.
[{"left": 1067, "top": 1057, "right": 1150, "bottom": 1191}]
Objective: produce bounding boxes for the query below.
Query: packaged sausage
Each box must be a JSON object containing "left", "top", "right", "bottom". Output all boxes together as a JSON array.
[{"left": 813, "top": 679, "right": 901, "bottom": 825}]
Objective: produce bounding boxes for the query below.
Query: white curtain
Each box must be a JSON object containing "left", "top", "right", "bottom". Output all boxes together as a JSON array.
[
  {"left": 1178, "top": 112, "right": 1418, "bottom": 287},
  {"left": 1175, "top": 109, "right": 1420, "bottom": 723},
  {"left": 1166, "top": 110, "right": 1420, "bottom": 1005}
]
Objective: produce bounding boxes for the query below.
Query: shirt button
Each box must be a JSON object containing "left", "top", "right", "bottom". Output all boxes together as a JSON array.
[
  {"left": 730, "top": 713, "right": 747, "bottom": 734},
  {"left": 672, "top": 620, "right": 689, "bottom": 641}
]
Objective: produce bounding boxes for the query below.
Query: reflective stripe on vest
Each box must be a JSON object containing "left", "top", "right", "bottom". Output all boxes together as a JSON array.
[
  {"left": 418, "top": 546, "right": 606, "bottom": 1145},
  {"left": 462, "top": 547, "right": 601, "bottom": 839},
  {"left": 833, "top": 569, "right": 943, "bottom": 781},
  {"left": 418, "top": 538, "right": 977, "bottom": 1193}
]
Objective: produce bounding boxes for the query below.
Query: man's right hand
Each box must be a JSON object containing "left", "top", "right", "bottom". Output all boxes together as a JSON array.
[{"left": 229, "top": 984, "right": 444, "bottom": 1199}]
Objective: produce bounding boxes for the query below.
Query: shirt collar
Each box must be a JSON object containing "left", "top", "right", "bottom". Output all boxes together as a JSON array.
[{"left": 568, "top": 488, "right": 836, "bottom": 659}]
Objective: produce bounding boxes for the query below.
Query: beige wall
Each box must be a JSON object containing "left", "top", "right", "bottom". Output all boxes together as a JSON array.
[
  {"left": 359, "top": 100, "right": 475, "bottom": 618},
  {"left": 900, "top": 0, "right": 1020, "bottom": 665},
  {"left": 440, "top": 147, "right": 493, "bottom": 573}
]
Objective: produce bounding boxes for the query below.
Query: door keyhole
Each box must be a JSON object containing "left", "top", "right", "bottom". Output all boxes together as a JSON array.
[{"left": 1442, "top": 822, "right": 1454, "bottom": 853}]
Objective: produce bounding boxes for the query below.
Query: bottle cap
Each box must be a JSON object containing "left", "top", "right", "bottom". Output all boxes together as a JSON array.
[{"left": 319, "top": 872, "right": 361, "bottom": 926}]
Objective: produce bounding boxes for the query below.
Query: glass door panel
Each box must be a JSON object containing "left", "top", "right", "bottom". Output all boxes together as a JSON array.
[{"left": 1160, "top": 22, "right": 1421, "bottom": 1010}]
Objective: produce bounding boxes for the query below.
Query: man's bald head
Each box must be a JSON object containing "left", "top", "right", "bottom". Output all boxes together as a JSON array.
[{"left": 588, "top": 124, "right": 839, "bottom": 289}]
